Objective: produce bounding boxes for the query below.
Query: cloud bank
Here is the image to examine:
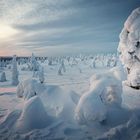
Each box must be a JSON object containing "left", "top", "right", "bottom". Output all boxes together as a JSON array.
[{"left": 0, "top": 0, "right": 139, "bottom": 56}]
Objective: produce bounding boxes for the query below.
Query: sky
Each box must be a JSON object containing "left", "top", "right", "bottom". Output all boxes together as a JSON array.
[{"left": 0, "top": 0, "right": 140, "bottom": 56}]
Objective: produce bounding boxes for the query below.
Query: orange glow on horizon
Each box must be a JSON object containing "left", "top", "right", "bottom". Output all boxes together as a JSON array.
[{"left": 0, "top": 47, "right": 31, "bottom": 57}]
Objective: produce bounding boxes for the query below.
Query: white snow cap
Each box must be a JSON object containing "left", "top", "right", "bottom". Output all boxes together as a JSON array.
[
  {"left": 124, "top": 7, "right": 140, "bottom": 34},
  {"left": 118, "top": 7, "right": 140, "bottom": 58}
]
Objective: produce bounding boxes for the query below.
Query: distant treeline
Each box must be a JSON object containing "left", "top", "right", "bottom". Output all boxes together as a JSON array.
[{"left": 0, "top": 56, "right": 48, "bottom": 61}]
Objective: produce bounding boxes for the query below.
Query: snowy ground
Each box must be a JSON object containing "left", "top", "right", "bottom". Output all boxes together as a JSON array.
[{"left": 0, "top": 58, "right": 140, "bottom": 140}]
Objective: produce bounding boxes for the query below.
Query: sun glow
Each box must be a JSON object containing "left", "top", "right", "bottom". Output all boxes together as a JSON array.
[{"left": 0, "top": 24, "right": 18, "bottom": 39}]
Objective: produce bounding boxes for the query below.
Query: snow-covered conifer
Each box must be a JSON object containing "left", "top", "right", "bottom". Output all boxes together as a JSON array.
[
  {"left": 30, "top": 53, "right": 39, "bottom": 71},
  {"left": 11, "top": 55, "right": 19, "bottom": 86},
  {"left": 58, "top": 60, "right": 66, "bottom": 75},
  {"left": 0, "top": 71, "right": 6, "bottom": 82},
  {"left": 38, "top": 66, "right": 45, "bottom": 83}
]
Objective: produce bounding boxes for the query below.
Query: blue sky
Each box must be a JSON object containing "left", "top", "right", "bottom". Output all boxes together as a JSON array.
[{"left": 0, "top": 0, "right": 140, "bottom": 56}]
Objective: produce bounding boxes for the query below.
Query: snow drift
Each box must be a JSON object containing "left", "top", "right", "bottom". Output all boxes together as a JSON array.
[
  {"left": 15, "top": 96, "right": 52, "bottom": 133},
  {"left": 97, "top": 113, "right": 140, "bottom": 140}
]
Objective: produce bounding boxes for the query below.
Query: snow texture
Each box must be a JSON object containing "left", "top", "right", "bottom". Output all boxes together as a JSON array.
[
  {"left": 97, "top": 114, "right": 140, "bottom": 140},
  {"left": 40, "top": 85, "right": 77, "bottom": 121},
  {"left": 118, "top": 7, "right": 140, "bottom": 88}
]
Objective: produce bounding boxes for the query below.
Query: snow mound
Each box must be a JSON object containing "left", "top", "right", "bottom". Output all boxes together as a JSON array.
[
  {"left": 89, "top": 67, "right": 123, "bottom": 107},
  {"left": 0, "top": 110, "right": 21, "bottom": 129},
  {"left": 15, "top": 96, "right": 51, "bottom": 133},
  {"left": 75, "top": 86, "right": 107, "bottom": 125},
  {"left": 40, "top": 85, "right": 77, "bottom": 121},
  {"left": 75, "top": 67, "right": 123, "bottom": 125},
  {"left": 17, "top": 79, "right": 45, "bottom": 100}
]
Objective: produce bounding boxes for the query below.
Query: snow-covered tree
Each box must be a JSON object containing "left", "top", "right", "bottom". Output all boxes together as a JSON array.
[
  {"left": 0, "top": 60, "right": 6, "bottom": 68},
  {"left": 38, "top": 66, "right": 45, "bottom": 83},
  {"left": 30, "top": 53, "right": 39, "bottom": 71},
  {"left": 17, "top": 79, "right": 38, "bottom": 100},
  {"left": 92, "top": 57, "right": 97, "bottom": 68},
  {"left": 58, "top": 59, "right": 66, "bottom": 75},
  {"left": 58, "top": 66, "right": 63, "bottom": 75},
  {"left": 118, "top": 7, "right": 140, "bottom": 89},
  {"left": 61, "top": 60, "right": 66, "bottom": 72},
  {"left": 0, "top": 71, "right": 6, "bottom": 82},
  {"left": 48, "top": 57, "right": 53, "bottom": 65},
  {"left": 111, "top": 54, "right": 117, "bottom": 67},
  {"left": 11, "top": 55, "right": 19, "bottom": 86},
  {"left": 30, "top": 53, "right": 39, "bottom": 77},
  {"left": 75, "top": 67, "right": 123, "bottom": 125}
]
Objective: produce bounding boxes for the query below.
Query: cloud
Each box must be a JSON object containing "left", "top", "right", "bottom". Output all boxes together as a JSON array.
[{"left": 0, "top": 0, "right": 140, "bottom": 56}]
